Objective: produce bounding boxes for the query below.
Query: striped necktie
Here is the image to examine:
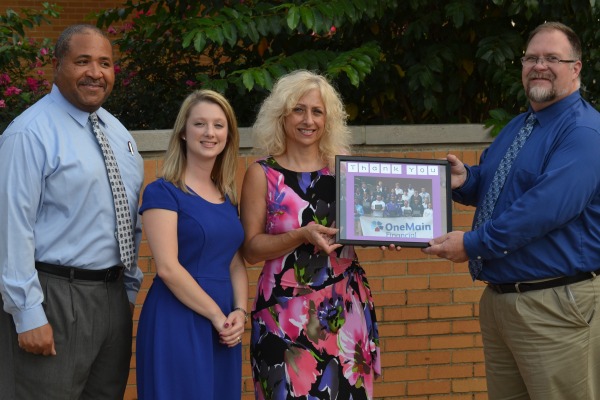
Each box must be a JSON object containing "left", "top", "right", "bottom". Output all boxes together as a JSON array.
[
  {"left": 90, "top": 112, "right": 134, "bottom": 269},
  {"left": 468, "top": 113, "right": 536, "bottom": 279}
]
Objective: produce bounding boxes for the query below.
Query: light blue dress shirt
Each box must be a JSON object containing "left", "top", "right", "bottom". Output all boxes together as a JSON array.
[
  {"left": 455, "top": 92, "right": 600, "bottom": 283},
  {"left": 0, "top": 85, "right": 144, "bottom": 333}
]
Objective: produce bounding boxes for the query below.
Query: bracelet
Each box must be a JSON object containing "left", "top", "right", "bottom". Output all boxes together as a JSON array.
[{"left": 232, "top": 307, "right": 248, "bottom": 322}]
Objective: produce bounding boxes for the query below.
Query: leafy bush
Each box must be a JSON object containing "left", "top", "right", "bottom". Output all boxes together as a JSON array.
[
  {"left": 96, "top": 0, "right": 391, "bottom": 129},
  {"left": 3, "top": 1, "right": 600, "bottom": 133},
  {"left": 0, "top": 3, "right": 59, "bottom": 133},
  {"left": 95, "top": 0, "right": 600, "bottom": 131}
]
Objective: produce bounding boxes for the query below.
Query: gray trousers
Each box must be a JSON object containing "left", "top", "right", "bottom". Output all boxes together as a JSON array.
[
  {"left": 480, "top": 276, "right": 600, "bottom": 400},
  {"left": 0, "top": 271, "right": 133, "bottom": 400}
]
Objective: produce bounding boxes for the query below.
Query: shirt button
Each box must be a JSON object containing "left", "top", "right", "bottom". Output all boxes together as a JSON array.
[
  {"left": 477, "top": 256, "right": 482, "bottom": 260},
  {"left": 504, "top": 251, "right": 508, "bottom": 254}
]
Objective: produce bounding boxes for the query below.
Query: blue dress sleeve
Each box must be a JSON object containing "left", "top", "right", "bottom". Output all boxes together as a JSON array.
[{"left": 139, "top": 179, "right": 179, "bottom": 214}]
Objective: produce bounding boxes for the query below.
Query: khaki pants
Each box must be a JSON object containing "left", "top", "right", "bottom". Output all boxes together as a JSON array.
[
  {"left": 0, "top": 271, "right": 132, "bottom": 400},
  {"left": 480, "top": 276, "right": 600, "bottom": 400}
]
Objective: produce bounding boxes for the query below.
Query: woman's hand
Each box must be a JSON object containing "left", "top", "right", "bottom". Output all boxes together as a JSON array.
[
  {"left": 218, "top": 310, "right": 246, "bottom": 348},
  {"left": 303, "top": 222, "right": 342, "bottom": 254}
]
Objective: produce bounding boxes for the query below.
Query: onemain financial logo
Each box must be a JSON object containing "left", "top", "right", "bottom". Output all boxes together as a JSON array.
[{"left": 371, "top": 220, "right": 433, "bottom": 238}]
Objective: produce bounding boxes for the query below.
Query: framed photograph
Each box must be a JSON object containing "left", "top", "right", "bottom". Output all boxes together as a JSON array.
[{"left": 336, "top": 155, "right": 452, "bottom": 248}]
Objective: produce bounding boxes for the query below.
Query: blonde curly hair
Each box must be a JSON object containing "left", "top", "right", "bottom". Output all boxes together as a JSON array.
[{"left": 252, "top": 70, "right": 351, "bottom": 171}]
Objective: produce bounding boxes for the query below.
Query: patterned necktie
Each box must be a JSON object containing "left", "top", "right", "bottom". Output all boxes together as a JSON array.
[
  {"left": 468, "top": 113, "right": 537, "bottom": 279},
  {"left": 90, "top": 112, "right": 134, "bottom": 270}
]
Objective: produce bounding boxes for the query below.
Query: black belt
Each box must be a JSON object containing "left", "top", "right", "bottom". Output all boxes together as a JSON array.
[
  {"left": 35, "top": 262, "right": 124, "bottom": 282},
  {"left": 487, "top": 268, "right": 600, "bottom": 294}
]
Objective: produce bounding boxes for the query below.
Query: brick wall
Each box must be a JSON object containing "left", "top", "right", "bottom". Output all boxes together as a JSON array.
[
  {"left": 0, "top": 1, "right": 126, "bottom": 84},
  {"left": 1, "top": 1, "right": 123, "bottom": 39},
  {"left": 138, "top": 148, "right": 487, "bottom": 400}
]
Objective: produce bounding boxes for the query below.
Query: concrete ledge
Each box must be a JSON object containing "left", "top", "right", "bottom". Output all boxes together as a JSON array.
[{"left": 132, "top": 124, "right": 494, "bottom": 153}]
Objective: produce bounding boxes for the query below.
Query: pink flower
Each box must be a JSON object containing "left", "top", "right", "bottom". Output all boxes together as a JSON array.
[
  {"left": 0, "top": 100, "right": 6, "bottom": 108},
  {"left": 0, "top": 73, "right": 10, "bottom": 85},
  {"left": 284, "top": 346, "right": 318, "bottom": 396},
  {"left": 114, "top": 64, "right": 122, "bottom": 74},
  {"left": 276, "top": 297, "right": 309, "bottom": 342},
  {"left": 265, "top": 172, "right": 308, "bottom": 234},
  {"left": 37, "top": 70, "right": 44, "bottom": 76},
  {"left": 330, "top": 26, "right": 337, "bottom": 33},
  {"left": 121, "top": 22, "right": 134, "bottom": 32},
  {"left": 26, "top": 77, "right": 39, "bottom": 91},
  {"left": 107, "top": 26, "right": 117, "bottom": 35},
  {"left": 185, "top": 80, "right": 195, "bottom": 87},
  {"left": 40, "top": 47, "right": 49, "bottom": 56},
  {"left": 4, "top": 86, "right": 22, "bottom": 96},
  {"left": 338, "top": 295, "right": 377, "bottom": 398},
  {"left": 257, "top": 169, "right": 309, "bottom": 300},
  {"left": 122, "top": 78, "right": 131, "bottom": 87}
]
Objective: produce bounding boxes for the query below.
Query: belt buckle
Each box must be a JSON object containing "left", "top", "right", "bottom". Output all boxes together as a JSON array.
[
  {"left": 514, "top": 282, "right": 521, "bottom": 293},
  {"left": 104, "top": 267, "right": 122, "bottom": 282}
]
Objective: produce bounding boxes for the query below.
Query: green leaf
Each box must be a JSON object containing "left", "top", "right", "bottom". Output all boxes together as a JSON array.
[
  {"left": 299, "top": 6, "right": 315, "bottom": 30},
  {"left": 248, "top": 20, "right": 260, "bottom": 43},
  {"left": 242, "top": 71, "right": 255, "bottom": 91},
  {"left": 344, "top": 66, "right": 360, "bottom": 86},
  {"left": 286, "top": 6, "right": 301, "bottom": 30},
  {"left": 311, "top": 8, "right": 325, "bottom": 33},
  {"left": 255, "top": 16, "right": 269, "bottom": 36},
  {"left": 205, "top": 27, "right": 225, "bottom": 45},
  {"left": 222, "top": 22, "right": 237, "bottom": 47},
  {"left": 193, "top": 32, "right": 207, "bottom": 52},
  {"left": 252, "top": 68, "right": 266, "bottom": 87},
  {"left": 261, "top": 68, "right": 274, "bottom": 90}
]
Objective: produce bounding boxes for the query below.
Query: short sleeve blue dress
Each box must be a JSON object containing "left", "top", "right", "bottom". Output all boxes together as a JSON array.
[{"left": 136, "top": 178, "right": 244, "bottom": 400}]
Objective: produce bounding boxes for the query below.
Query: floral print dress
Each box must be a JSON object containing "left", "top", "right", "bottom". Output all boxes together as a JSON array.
[{"left": 251, "top": 157, "right": 381, "bottom": 400}]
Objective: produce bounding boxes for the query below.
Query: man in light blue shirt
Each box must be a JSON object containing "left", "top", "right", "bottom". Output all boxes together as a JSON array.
[
  {"left": 0, "top": 24, "right": 143, "bottom": 399},
  {"left": 424, "top": 22, "right": 600, "bottom": 399}
]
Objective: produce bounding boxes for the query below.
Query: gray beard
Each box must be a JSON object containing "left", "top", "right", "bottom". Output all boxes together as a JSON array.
[{"left": 527, "top": 85, "right": 556, "bottom": 103}]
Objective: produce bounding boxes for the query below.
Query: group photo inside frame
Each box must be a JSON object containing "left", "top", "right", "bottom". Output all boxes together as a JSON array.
[{"left": 336, "top": 155, "right": 452, "bottom": 248}]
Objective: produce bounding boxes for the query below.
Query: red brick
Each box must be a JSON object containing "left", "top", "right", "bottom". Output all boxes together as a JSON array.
[
  {"left": 407, "top": 321, "right": 452, "bottom": 336},
  {"left": 407, "top": 290, "right": 451, "bottom": 305},
  {"left": 430, "top": 334, "right": 476, "bottom": 349},
  {"left": 373, "top": 382, "right": 407, "bottom": 398},
  {"left": 407, "top": 380, "right": 452, "bottom": 396},
  {"left": 452, "top": 377, "right": 488, "bottom": 393},
  {"left": 385, "top": 366, "right": 428, "bottom": 381},
  {"left": 384, "top": 306, "right": 429, "bottom": 321},
  {"left": 384, "top": 276, "right": 430, "bottom": 291},
  {"left": 452, "top": 349, "right": 486, "bottom": 363},
  {"left": 407, "top": 350, "right": 452, "bottom": 366},
  {"left": 429, "top": 365, "right": 473, "bottom": 379},
  {"left": 385, "top": 337, "right": 430, "bottom": 352}
]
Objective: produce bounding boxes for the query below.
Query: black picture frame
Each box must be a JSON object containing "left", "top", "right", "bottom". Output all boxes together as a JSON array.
[{"left": 336, "top": 155, "right": 452, "bottom": 248}]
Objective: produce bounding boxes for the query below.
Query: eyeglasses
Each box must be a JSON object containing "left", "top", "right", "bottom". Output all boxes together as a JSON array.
[{"left": 520, "top": 56, "right": 578, "bottom": 66}]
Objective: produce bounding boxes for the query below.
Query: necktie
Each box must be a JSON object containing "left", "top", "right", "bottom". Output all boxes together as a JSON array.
[
  {"left": 90, "top": 112, "right": 134, "bottom": 270},
  {"left": 468, "top": 113, "right": 536, "bottom": 279}
]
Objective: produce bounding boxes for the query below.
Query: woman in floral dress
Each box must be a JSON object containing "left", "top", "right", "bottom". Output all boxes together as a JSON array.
[{"left": 241, "top": 70, "right": 394, "bottom": 400}]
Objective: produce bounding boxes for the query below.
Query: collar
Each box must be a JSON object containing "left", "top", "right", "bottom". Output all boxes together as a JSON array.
[
  {"left": 49, "top": 85, "right": 109, "bottom": 128},
  {"left": 528, "top": 91, "right": 581, "bottom": 127}
]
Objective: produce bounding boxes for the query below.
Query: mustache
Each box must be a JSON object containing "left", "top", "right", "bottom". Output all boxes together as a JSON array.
[
  {"left": 527, "top": 72, "right": 554, "bottom": 80},
  {"left": 79, "top": 78, "right": 105, "bottom": 87}
]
